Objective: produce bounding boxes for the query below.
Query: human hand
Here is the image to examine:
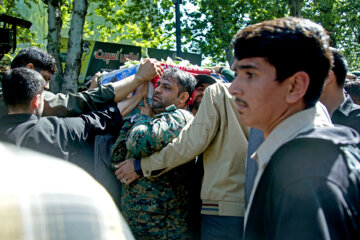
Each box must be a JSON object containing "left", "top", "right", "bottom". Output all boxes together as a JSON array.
[
  {"left": 135, "top": 58, "right": 163, "bottom": 82},
  {"left": 114, "top": 159, "right": 140, "bottom": 186},
  {"left": 138, "top": 97, "right": 154, "bottom": 117},
  {"left": 89, "top": 71, "right": 102, "bottom": 89}
]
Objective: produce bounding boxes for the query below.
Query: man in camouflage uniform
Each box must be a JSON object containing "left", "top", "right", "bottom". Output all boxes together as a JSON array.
[{"left": 112, "top": 68, "right": 201, "bottom": 240}]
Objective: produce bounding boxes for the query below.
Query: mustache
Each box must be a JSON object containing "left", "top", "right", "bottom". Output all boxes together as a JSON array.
[
  {"left": 235, "top": 98, "right": 248, "bottom": 107},
  {"left": 153, "top": 93, "right": 161, "bottom": 99}
]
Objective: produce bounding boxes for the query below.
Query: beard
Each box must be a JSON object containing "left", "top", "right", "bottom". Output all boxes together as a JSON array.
[
  {"left": 151, "top": 96, "right": 166, "bottom": 113},
  {"left": 152, "top": 99, "right": 165, "bottom": 110}
]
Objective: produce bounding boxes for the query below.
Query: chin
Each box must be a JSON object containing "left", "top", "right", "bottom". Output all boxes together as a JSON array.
[{"left": 239, "top": 115, "right": 253, "bottom": 127}]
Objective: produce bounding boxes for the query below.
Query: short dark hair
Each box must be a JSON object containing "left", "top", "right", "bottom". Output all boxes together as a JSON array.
[
  {"left": 2, "top": 68, "right": 46, "bottom": 108},
  {"left": 330, "top": 47, "right": 348, "bottom": 88},
  {"left": 11, "top": 47, "right": 57, "bottom": 74},
  {"left": 345, "top": 79, "right": 360, "bottom": 105},
  {"left": 161, "top": 68, "right": 196, "bottom": 103},
  {"left": 233, "top": 17, "right": 333, "bottom": 107}
]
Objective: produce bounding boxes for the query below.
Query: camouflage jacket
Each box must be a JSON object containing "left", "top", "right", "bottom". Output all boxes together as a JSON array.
[
  {"left": 111, "top": 105, "right": 201, "bottom": 240},
  {"left": 111, "top": 105, "right": 193, "bottom": 164}
]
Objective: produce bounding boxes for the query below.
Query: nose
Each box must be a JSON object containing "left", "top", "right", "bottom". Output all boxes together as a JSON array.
[
  {"left": 228, "top": 77, "right": 243, "bottom": 97},
  {"left": 44, "top": 81, "right": 50, "bottom": 90},
  {"left": 154, "top": 86, "right": 162, "bottom": 94}
]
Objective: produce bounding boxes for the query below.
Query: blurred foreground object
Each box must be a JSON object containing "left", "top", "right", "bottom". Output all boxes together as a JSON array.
[{"left": 0, "top": 142, "right": 134, "bottom": 240}]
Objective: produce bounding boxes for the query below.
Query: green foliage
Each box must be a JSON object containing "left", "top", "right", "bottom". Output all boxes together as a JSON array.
[
  {"left": 303, "top": 0, "right": 360, "bottom": 70},
  {"left": 1, "top": 0, "right": 41, "bottom": 47},
  {"left": 89, "top": 0, "right": 175, "bottom": 49},
  {"left": 1, "top": 0, "right": 359, "bottom": 69},
  {"left": 182, "top": 0, "right": 249, "bottom": 64},
  {"left": 182, "top": 0, "right": 359, "bottom": 68}
]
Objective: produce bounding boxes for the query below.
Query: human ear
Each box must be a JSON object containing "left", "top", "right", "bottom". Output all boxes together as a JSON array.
[
  {"left": 286, "top": 71, "right": 309, "bottom": 104},
  {"left": 25, "top": 63, "right": 35, "bottom": 70},
  {"left": 323, "top": 70, "right": 335, "bottom": 88},
  {"left": 31, "top": 94, "right": 41, "bottom": 109},
  {"left": 179, "top": 92, "right": 190, "bottom": 106}
]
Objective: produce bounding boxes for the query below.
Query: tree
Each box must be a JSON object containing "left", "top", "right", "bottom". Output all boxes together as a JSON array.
[
  {"left": 48, "top": 0, "right": 176, "bottom": 93},
  {"left": 303, "top": 0, "right": 360, "bottom": 70},
  {"left": 288, "top": 0, "right": 303, "bottom": 17},
  {"left": 47, "top": 0, "right": 63, "bottom": 93},
  {"left": 2, "top": 0, "right": 175, "bottom": 93},
  {"left": 183, "top": 0, "right": 251, "bottom": 66},
  {"left": 182, "top": 0, "right": 359, "bottom": 69}
]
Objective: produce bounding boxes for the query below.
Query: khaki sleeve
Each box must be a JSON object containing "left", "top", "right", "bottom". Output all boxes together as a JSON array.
[{"left": 141, "top": 86, "right": 221, "bottom": 177}]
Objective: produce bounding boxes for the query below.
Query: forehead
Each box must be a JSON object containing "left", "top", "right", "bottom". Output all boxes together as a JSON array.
[
  {"left": 233, "top": 57, "right": 272, "bottom": 71},
  {"left": 40, "top": 70, "right": 52, "bottom": 81},
  {"left": 158, "top": 75, "right": 178, "bottom": 86}
]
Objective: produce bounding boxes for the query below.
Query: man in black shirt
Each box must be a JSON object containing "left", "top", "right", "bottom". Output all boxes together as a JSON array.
[
  {"left": 320, "top": 47, "right": 360, "bottom": 134},
  {"left": 0, "top": 67, "right": 148, "bottom": 163},
  {"left": 229, "top": 17, "right": 360, "bottom": 239}
]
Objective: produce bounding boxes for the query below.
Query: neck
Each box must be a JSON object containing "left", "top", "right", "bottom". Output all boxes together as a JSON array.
[
  {"left": 321, "top": 88, "right": 345, "bottom": 116},
  {"left": 8, "top": 106, "right": 36, "bottom": 115},
  {"left": 263, "top": 102, "right": 306, "bottom": 138}
]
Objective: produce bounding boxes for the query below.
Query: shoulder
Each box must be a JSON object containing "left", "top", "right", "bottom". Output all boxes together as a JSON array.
[
  {"left": 155, "top": 107, "right": 193, "bottom": 124},
  {"left": 266, "top": 128, "right": 355, "bottom": 187},
  {"left": 204, "top": 82, "right": 231, "bottom": 98},
  {"left": 38, "top": 116, "right": 86, "bottom": 133}
]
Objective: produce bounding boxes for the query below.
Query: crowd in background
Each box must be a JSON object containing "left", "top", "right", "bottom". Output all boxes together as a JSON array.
[{"left": 0, "top": 16, "right": 360, "bottom": 240}]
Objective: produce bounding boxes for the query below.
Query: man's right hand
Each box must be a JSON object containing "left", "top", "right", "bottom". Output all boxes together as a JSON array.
[{"left": 135, "top": 58, "right": 163, "bottom": 82}]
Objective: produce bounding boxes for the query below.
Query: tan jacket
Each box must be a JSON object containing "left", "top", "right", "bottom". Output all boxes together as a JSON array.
[{"left": 141, "top": 83, "right": 249, "bottom": 217}]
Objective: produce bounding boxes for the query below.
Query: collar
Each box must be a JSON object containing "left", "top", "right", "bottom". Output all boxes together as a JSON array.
[
  {"left": 335, "top": 95, "right": 354, "bottom": 117},
  {"left": 0, "top": 113, "right": 38, "bottom": 123},
  {"left": 165, "top": 104, "right": 177, "bottom": 112},
  {"left": 253, "top": 102, "right": 333, "bottom": 170}
]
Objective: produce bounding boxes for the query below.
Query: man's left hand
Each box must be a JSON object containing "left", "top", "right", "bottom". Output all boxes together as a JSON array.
[{"left": 114, "top": 159, "right": 140, "bottom": 186}]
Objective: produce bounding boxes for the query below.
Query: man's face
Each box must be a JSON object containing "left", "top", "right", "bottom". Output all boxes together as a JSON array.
[
  {"left": 229, "top": 57, "right": 290, "bottom": 133},
  {"left": 39, "top": 70, "right": 52, "bottom": 90},
  {"left": 152, "top": 77, "right": 181, "bottom": 113},
  {"left": 193, "top": 83, "right": 211, "bottom": 108}
]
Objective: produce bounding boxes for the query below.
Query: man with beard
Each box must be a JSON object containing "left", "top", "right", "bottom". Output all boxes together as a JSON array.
[
  {"left": 189, "top": 74, "right": 217, "bottom": 115},
  {"left": 112, "top": 68, "right": 201, "bottom": 240}
]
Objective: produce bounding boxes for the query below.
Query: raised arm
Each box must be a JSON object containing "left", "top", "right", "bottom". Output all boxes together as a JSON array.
[{"left": 43, "top": 59, "right": 163, "bottom": 117}]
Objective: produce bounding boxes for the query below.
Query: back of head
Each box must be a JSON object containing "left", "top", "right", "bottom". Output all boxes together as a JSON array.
[
  {"left": 2, "top": 68, "right": 46, "bottom": 109},
  {"left": 345, "top": 79, "right": 360, "bottom": 105},
  {"left": 330, "top": 47, "right": 348, "bottom": 88},
  {"left": 233, "top": 17, "right": 333, "bottom": 107},
  {"left": 162, "top": 68, "right": 196, "bottom": 103},
  {"left": 11, "top": 46, "right": 57, "bottom": 74}
]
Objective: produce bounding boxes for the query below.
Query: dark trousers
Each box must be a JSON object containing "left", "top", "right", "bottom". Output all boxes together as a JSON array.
[{"left": 201, "top": 214, "right": 244, "bottom": 240}]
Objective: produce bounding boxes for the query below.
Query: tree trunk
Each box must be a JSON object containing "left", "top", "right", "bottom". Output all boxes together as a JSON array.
[
  {"left": 62, "top": 0, "right": 88, "bottom": 93},
  {"left": 47, "top": 0, "right": 63, "bottom": 93},
  {"left": 288, "top": 0, "right": 303, "bottom": 17},
  {"left": 225, "top": 44, "right": 234, "bottom": 67},
  {"left": 209, "top": 1, "right": 234, "bottom": 66}
]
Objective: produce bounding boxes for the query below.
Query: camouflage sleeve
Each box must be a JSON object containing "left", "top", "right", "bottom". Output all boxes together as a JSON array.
[{"left": 126, "top": 110, "right": 190, "bottom": 159}]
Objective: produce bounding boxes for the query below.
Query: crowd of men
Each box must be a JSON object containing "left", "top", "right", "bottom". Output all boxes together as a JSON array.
[{"left": 0, "top": 16, "right": 359, "bottom": 240}]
